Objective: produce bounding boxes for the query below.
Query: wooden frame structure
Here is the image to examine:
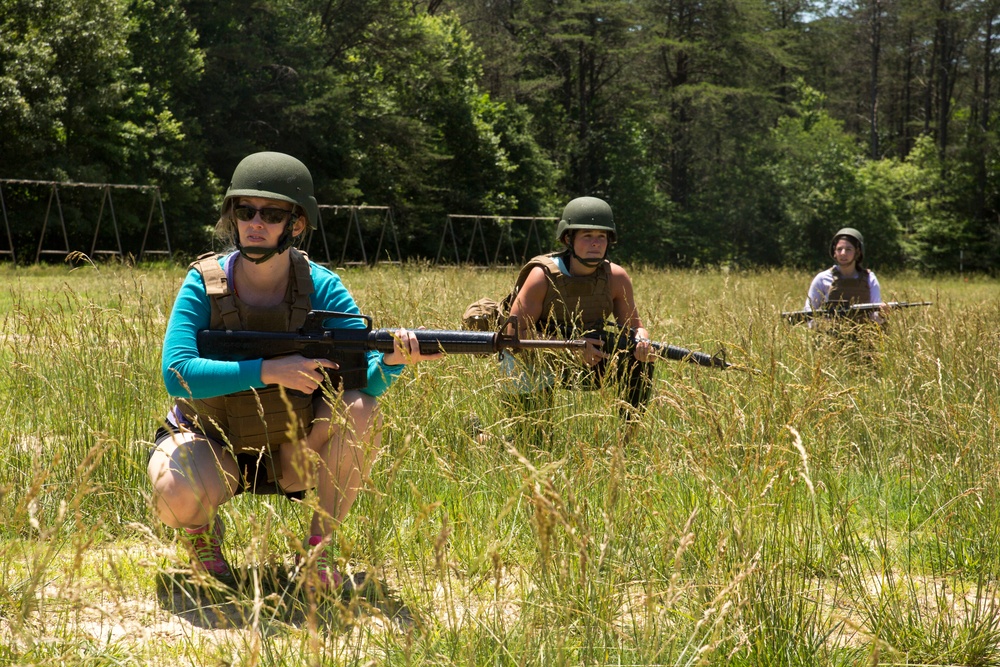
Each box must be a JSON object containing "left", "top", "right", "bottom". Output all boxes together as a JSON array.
[
  {"left": 0, "top": 185, "right": 16, "bottom": 264},
  {"left": 307, "top": 205, "right": 401, "bottom": 266},
  {"left": 436, "top": 215, "right": 556, "bottom": 267},
  {"left": 0, "top": 179, "right": 170, "bottom": 263}
]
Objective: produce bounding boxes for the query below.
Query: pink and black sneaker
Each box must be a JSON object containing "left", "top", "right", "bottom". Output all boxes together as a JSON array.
[
  {"left": 183, "top": 516, "right": 234, "bottom": 582},
  {"left": 300, "top": 534, "right": 344, "bottom": 594}
]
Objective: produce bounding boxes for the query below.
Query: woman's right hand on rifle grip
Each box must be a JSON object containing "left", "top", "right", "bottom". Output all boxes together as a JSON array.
[{"left": 260, "top": 354, "right": 339, "bottom": 394}]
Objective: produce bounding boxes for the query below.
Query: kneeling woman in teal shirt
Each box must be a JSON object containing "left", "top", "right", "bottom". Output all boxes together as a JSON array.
[{"left": 149, "top": 151, "right": 439, "bottom": 592}]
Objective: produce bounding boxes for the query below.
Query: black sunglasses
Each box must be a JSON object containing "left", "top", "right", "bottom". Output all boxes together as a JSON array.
[{"left": 233, "top": 204, "right": 297, "bottom": 225}]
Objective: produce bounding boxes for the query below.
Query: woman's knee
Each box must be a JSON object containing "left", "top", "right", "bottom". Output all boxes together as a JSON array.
[
  {"left": 345, "top": 391, "right": 380, "bottom": 431},
  {"left": 147, "top": 463, "right": 202, "bottom": 526},
  {"left": 147, "top": 440, "right": 234, "bottom": 526},
  {"left": 310, "top": 391, "right": 381, "bottom": 443}
]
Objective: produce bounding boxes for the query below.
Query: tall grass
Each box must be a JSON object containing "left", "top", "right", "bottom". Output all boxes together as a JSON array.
[{"left": 0, "top": 261, "right": 998, "bottom": 665}]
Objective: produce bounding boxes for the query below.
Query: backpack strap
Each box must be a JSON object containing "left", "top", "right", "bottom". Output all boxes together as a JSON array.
[{"left": 190, "top": 252, "right": 242, "bottom": 330}]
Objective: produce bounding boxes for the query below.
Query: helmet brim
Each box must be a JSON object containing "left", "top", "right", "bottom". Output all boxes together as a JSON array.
[
  {"left": 225, "top": 188, "right": 299, "bottom": 206},
  {"left": 560, "top": 224, "right": 617, "bottom": 244}
]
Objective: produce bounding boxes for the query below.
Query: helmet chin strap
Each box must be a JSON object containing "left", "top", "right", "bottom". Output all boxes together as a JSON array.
[
  {"left": 236, "top": 224, "right": 296, "bottom": 264},
  {"left": 564, "top": 232, "right": 607, "bottom": 269},
  {"left": 570, "top": 248, "right": 606, "bottom": 268}
]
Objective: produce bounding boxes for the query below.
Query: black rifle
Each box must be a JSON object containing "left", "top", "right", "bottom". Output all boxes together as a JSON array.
[
  {"left": 588, "top": 328, "right": 734, "bottom": 370},
  {"left": 197, "top": 310, "right": 590, "bottom": 391},
  {"left": 782, "top": 301, "right": 932, "bottom": 325},
  {"left": 648, "top": 340, "right": 732, "bottom": 369}
]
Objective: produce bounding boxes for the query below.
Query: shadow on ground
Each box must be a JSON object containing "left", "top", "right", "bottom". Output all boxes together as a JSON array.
[{"left": 155, "top": 562, "right": 417, "bottom": 634}]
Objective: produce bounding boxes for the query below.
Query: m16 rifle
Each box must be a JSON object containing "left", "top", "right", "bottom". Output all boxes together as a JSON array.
[
  {"left": 197, "top": 310, "right": 591, "bottom": 391},
  {"left": 625, "top": 334, "right": 731, "bottom": 369},
  {"left": 579, "top": 327, "right": 736, "bottom": 370},
  {"left": 782, "top": 301, "right": 932, "bottom": 325},
  {"left": 647, "top": 340, "right": 732, "bottom": 369}
]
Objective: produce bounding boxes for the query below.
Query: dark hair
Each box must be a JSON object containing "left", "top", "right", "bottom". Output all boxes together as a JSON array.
[{"left": 833, "top": 235, "right": 864, "bottom": 269}]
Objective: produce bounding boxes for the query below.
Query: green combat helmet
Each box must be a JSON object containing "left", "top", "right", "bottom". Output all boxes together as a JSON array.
[
  {"left": 224, "top": 151, "right": 319, "bottom": 263},
  {"left": 555, "top": 196, "right": 617, "bottom": 245},
  {"left": 830, "top": 227, "right": 865, "bottom": 264}
]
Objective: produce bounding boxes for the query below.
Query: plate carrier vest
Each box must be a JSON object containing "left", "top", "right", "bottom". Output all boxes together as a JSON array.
[
  {"left": 176, "top": 249, "right": 316, "bottom": 470},
  {"left": 508, "top": 253, "right": 615, "bottom": 334},
  {"left": 505, "top": 253, "right": 652, "bottom": 410},
  {"left": 827, "top": 266, "right": 871, "bottom": 321}
]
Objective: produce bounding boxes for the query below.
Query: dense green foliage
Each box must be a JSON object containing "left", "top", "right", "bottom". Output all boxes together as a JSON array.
[{"left": 1, "top": 0, "right": 997, "bottom": 270}]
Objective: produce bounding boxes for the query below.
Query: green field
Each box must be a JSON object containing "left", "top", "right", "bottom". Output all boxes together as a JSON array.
[{"left": 0, "top": 261, "right": 998, "bottom": 666}]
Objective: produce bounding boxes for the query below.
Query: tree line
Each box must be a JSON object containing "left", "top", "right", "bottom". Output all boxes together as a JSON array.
[{"left": 1, "top": 0, "right": 997, "bottom": 271}]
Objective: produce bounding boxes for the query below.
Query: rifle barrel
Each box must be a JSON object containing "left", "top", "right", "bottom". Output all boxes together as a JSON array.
[
  {"left": 197, "top": 327, "right": 590, "bottom": 361},
  {"left": 649, "top": 341, "right": 731, "bottom": 369},
  {"left": 846, "top": 301, "right": 933, "bottom": 310},
  {"left": 371, "top": 329, "right": 497, "bottom": 355},
  {"left": 782, "top": 300, "right": 932, "bottom": 324},
  {"left": 372, "top": 329, "right": 590, "bottom": 354},
  {"left": 509, "top": 338, "right": 590, "bottom": 351}
]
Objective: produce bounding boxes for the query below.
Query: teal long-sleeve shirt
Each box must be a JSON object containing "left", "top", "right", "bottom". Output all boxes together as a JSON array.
[{"left": 161, "top": 252, "right": 404, "bottom": 399}]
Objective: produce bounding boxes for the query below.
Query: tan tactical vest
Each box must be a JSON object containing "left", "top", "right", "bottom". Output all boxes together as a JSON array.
[
  {"left": 176, "top": 249, "right": 315, "bottom": 472},
  {"left": 827, "top": 266, "right": 871, "bottom": 320},
  {"left": 508, "top": 253, "right": 615, "bottom": 334}
]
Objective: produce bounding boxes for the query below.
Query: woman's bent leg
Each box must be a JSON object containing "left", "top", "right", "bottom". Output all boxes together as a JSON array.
[
  {"left": 147, "top": 432, "right": 240, "bottom": 529},
  {"left": 279, "top": 391, "right": 382, "bottom": 536}
]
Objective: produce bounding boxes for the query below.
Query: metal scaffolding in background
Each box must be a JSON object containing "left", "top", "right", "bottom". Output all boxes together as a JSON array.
[
  {"left": 0, "top": 179, "right": 170, "bottom": 263},
  {"left": 307, "top": 205, "right": 401, "bottom": 266},
  {"left": 436, "top": 215, "right": 556, "bottom": 267},
  {"left": 0, "top": 185, "right": 16, "bottom": 264},
  {"left": 0, "top": 182, "right": 562, "bottom": 269}
]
